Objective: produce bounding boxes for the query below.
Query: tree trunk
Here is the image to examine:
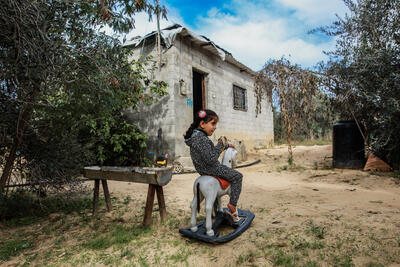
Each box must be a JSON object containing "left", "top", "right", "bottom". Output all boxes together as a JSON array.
[
  {"left": 0, "top": 89, "right": 39, "bottom": 191},
  {"left": 282, "top": 104, "right": 293, "bottom": 161}
]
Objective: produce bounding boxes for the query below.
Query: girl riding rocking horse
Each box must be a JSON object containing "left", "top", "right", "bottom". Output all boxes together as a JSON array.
[{"left": 184, "top": 109, "right": 243, "bottom": 222}]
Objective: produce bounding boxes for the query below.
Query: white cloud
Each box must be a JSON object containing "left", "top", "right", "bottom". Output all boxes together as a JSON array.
[
  {"left": 125, "top": 0, "right": 346, "bottom": 70},
  {"left": 277, "top": 0, "right": 348, "bottom": 25},
  {"left": 123, "top": 11, "right": 183, "bottom": 41},
  {"left": 200, "top": 19, "right": 334, "bottom": 70},
  {"left": 192, "top": 0, "right": 346, "bottom": 70},
  {"left": 102, "top": 8, "right": 185, "bottom": 42}
]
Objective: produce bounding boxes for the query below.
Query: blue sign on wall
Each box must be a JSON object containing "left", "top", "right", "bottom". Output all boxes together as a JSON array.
[{"left": 186, "top": 96, "right": 193, "bottom": 108}]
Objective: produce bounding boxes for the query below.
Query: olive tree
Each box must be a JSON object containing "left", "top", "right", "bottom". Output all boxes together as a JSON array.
[
  {"left": 0, "top": 0, "right": 167, "bottom": 192},
  {"left": 317, "top": 0, "right": 400, "bottom": 168}
]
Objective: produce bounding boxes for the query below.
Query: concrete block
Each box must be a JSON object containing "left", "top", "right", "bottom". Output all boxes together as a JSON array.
[
  {"left": 231, "top": 139, "right": 247, "bottom": 162},
  {"left": 173, "top": 156, "right": 195, "bottom": 172}
]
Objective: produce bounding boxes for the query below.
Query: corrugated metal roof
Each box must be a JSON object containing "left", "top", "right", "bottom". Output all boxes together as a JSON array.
[{"left": 123, "top": 24, "right": 256, "bottom": 76}]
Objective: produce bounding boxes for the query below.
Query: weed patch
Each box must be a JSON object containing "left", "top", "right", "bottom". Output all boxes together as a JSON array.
[
  {"left": 332, "top": 254, "right": 354, "bottom": 267},
  {"left": 84, "top": 224, "right": 152, "bottom": 250},
  {"left": 272, "top": 249, "right": 300, "bottom": 266},
  {"left": 0, "top": 238, "right": 32, "bottom": 261},
  {"left": 277, "top": 165, "right": 288, "bottom": 171},
  {"left": 0, "top": 191, "right": 92, "bottom": 222},
  {"left": 236, "top": 251, "right": 257, "bottom": 265},
  {"left": 113, "top": 224, "right": 151, "bottom": 244},
  {"left": 303, "top": 260, "right": 320, "bottom": 267},
  {"left": 307, "top": 221, "right": 327, "bottom": 239},
  {"left": 169, "top": 247, "right": 193, "bottom": 264},
  {"left": 84, "top": 236, "right": 111, "bottom": 250}
]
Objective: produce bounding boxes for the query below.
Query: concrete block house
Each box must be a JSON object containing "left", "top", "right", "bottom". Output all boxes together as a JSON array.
[{"left": 123, "top": 24, "right": 273, "bottom": 167}]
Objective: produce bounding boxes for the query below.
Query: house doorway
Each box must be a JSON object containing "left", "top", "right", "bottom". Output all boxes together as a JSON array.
[{"left": 192, "top": 70, "right": 206, "bottom": 119}]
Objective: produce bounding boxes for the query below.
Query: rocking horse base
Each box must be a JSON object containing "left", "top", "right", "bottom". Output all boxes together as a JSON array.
[{"left": 179, "top": 208, "right": 255, "bottom": 244}]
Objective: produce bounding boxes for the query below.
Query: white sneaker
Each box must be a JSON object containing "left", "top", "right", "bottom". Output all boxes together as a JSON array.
[{"left": 226, "top": 204, "right": 240, "bottom": 223}]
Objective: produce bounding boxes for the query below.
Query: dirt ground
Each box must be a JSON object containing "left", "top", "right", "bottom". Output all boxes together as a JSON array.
[
  {"left": 104, "top": 144, "right": 400, "bottom": 266},
  {"left": 2, "top": 144, "right": 400, "bottom": 266}
]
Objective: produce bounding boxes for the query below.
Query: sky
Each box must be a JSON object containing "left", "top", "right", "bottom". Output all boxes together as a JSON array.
[{"left": 121, "top": 0, "right": 349, "bottom": 71}]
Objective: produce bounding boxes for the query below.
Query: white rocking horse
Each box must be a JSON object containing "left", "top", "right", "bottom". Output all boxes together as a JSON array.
[{"left": 190, "top": 147, "right": 238, "bottom": 236}]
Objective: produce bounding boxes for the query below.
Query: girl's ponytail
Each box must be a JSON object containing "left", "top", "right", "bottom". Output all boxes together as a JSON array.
[
  {"left": 183, "top": 109, "right": 218, "bottom": 139},
  {"left": 184, "top": 121, "right": 197, "bottom": 140}
]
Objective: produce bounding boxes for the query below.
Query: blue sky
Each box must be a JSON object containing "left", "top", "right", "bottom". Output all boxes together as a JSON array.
[{"left": 124, "top": 0, "right": 348, "bottom": 71}]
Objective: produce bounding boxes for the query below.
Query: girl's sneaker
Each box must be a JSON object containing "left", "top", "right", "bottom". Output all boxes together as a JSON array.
[{"left": 226, "top": 203, "right": 240, "bottom": 223}]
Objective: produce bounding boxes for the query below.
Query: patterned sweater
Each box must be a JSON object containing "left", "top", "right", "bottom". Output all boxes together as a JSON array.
[{"left": 184, "top": 129, "right": 224, "bottom": 176}]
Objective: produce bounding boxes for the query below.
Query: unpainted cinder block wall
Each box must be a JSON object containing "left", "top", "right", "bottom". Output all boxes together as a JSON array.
[{"left": 125, "top": 35, "right": 273, "bottom": 161}]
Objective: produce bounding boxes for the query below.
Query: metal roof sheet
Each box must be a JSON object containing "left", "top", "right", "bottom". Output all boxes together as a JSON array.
[{"left": 123, "top": 24, "right": 256, "bottom": 76}]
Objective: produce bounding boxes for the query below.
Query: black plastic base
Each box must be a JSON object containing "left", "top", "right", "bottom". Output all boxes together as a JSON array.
[
  {"left": 179, "top": 208, "right": 255, "bottom": 244},
  {"left": 333, "top": 159, "right": 365, "bottom": 169}
]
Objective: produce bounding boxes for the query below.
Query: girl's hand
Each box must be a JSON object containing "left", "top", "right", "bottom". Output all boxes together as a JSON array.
[
  {"left": 223, "top": 143, "right": 235, "bottom": 150},
  {"left": 218, "top": 136, "right": 227, "bottom": 145},
  {"left": 218, "top": 136, "right": 228, "bottom": 150}
]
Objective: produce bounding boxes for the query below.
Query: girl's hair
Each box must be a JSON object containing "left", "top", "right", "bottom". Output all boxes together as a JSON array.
[{"left": 184, "top": 109, "right": 218, "bottom": 139}]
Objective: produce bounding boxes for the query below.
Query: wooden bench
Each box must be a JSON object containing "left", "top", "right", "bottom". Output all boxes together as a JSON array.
[{"left": 83, "top": 166, "right": 173, "bottom": 226}]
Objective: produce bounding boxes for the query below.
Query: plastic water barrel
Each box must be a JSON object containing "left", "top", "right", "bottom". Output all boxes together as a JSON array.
[{"left": 332, "top": 120, "right": 365, "bottom": 169}]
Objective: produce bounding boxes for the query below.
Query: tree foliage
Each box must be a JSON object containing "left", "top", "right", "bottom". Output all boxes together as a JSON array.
[
  {"left": 256, "top": 58, "right": 319, "bottom": 163},
  {"left": 0, "top": 0, "right": 167, "bottom": 192},
  {"left": 318, "top": 0, "right": 400, "bottom": 168},
  {"left": 272, "top": 91, "right": 336, "bottom": 143}
]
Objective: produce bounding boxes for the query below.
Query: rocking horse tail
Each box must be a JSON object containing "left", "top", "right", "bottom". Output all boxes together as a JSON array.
[{"left": 197, "top": 182, "right": 201, "bottom": 213}]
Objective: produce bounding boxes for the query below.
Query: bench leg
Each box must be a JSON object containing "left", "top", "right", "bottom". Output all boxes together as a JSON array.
[
  {"left": 93, "top": 179, "right": 100, "bottom": 215},
  {"left": 143, "top": 184, "right": 156, "bottom": 226},
  {"left": 101, "top": 179, "right": 112, "bottom": 212},
  {"left": 155, "top": 185, "right": 167, "bottom": 221}
]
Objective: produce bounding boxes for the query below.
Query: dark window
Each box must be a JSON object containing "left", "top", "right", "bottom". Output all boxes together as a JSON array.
[{"left": 233, "top": 85, "right": 247, "bottom": 111}]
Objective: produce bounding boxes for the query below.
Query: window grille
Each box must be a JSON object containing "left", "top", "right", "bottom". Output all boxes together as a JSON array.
[{"left": 233, "top": 85, "right": 247, "bottom": 111}]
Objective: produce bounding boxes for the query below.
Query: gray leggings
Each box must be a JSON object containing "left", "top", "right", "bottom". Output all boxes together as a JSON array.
[{"left": 206, "top": 165, "right": 243, "bottom": 206}]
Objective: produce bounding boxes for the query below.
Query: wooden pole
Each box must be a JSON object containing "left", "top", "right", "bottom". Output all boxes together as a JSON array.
[
  {"left": 101, "top": 179, "right": 112, "bottom": 212},
  {"left": 156, "top": 0, "right": 161, "bottom": 70},
  {"left": 93, "top": 179, "right": 100, "bottom": 215},
  {"left": 143, "top": 184, "right": 156, "bottom": 226},
  {"left": 155, "top": 185, "right": 167, "bottom": 221}
]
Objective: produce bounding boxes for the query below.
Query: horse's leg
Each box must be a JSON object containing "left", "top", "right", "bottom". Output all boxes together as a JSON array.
[
  {"left": 190, "top": 184, "right": 199, "bottom": 232},
  {"left": 216, "top": 187, "right": 229, "bottom": 213},
  {"left": 205, "top": 192, "right": 217, "bottom": 236},
  {"left": 213, "top": 197, "right": 219, "bottom": 216},
  {"left": 217, "top": 195, "right": 223, "bottom": 212}
]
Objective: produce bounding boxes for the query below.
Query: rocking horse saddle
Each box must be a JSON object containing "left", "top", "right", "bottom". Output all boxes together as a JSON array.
[{"left": 213, "top": 176, "right": 230, "bottom": 190}]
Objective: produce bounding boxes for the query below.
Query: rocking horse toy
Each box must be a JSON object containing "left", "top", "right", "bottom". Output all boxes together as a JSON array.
[{"left": 179, "top": 147, "right": 255, "bottom": 244}]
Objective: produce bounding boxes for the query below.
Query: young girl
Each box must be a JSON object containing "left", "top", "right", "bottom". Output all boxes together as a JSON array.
[{"left": 184, "top": 109, "right": 243, "bottom": 222}]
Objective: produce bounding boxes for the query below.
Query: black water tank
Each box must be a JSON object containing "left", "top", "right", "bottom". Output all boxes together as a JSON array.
[{"left": 333, "top": 120, "right": 365, "bottom": 169}]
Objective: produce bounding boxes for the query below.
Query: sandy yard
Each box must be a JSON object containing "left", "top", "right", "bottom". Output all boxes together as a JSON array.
[
  {"left": 2, "top": 145, "right": 400, "bottom": 266},
  {"left": 104, "top": 144, "right": 400, "bottom": 266}
]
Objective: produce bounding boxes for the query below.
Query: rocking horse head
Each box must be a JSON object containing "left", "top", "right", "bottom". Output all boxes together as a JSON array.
[
  {"left": 222, "top": 147, "right": 238, "bottom": 168},
  {"left": 189, "top": 147, "right": 238, "bottom": 236}
]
